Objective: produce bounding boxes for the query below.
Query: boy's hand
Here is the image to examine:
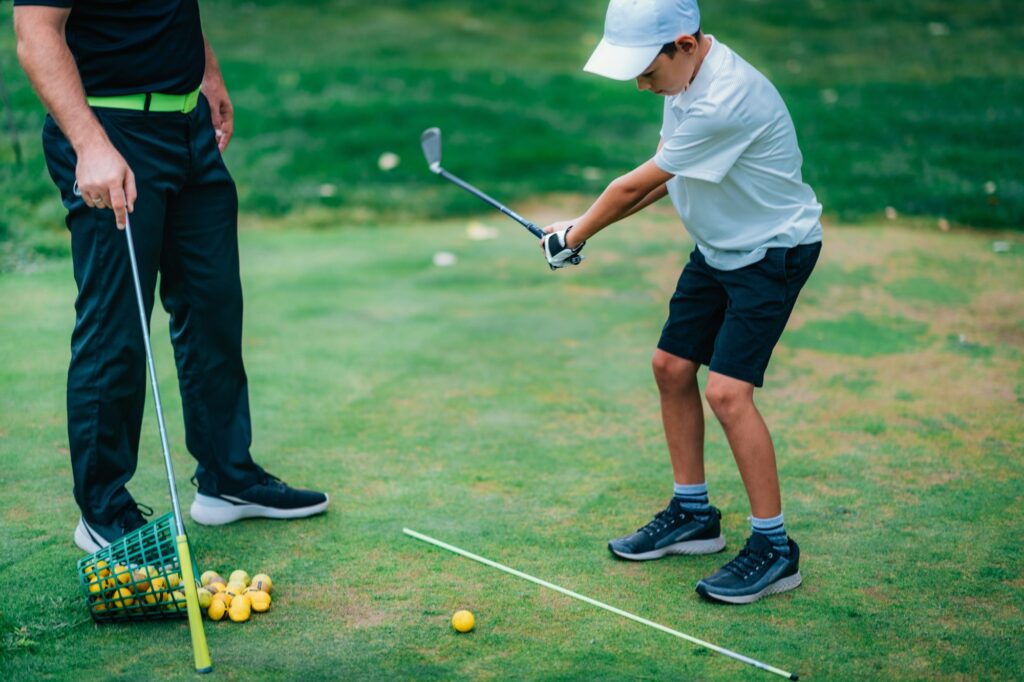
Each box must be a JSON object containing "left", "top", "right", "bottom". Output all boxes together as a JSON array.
[
  {"left": 540, "top": 225, "right": 585, "bottom": 269},
  {"left": 542, "top": 219, "right": 576, "bottom": 235}
]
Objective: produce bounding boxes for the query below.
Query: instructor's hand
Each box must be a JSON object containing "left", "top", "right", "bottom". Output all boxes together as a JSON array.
[
  {"left": 202, "top": 74, "right": 233, "bottom": 152},
  {"left": 75, "top": 141, "right": 136, "bottom": 229},
  {"left": 540, "top": 224, "right": 585, "bottom": 270}
]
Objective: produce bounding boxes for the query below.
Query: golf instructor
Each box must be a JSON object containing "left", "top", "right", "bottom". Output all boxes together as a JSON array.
[{"left": 14, "top": 0, "right": 328, "bottom": 553}]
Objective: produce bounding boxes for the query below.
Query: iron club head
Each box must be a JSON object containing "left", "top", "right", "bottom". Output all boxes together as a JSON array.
[{"left": 420, "top": 127, "right": 442, "bottom": 174}]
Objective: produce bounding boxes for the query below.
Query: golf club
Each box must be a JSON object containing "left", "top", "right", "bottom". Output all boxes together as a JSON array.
[
  {"left": 420, "top": 127, "right": 547, "bottom": 241},
  {"left": 124, "top": 212, "right": 213, "bottom": 673},
  {"left": 73, "top": 184, "right": 212, "bottom": 673}
]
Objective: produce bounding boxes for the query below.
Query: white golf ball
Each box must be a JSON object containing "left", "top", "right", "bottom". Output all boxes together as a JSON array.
[
  {"left": 432, "top": 252, "right": 457, "bottom": 267},
  {"left": 378, "top": 152, "right": 400, "bottom": 171}
]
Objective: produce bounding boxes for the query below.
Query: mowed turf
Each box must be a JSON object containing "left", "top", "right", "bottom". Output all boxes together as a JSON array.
[{"left": 0, "top": 206, "right": 1021, "bottom": 680}]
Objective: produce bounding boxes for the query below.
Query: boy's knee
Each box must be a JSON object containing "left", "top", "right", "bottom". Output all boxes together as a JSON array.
[
  {"left": 705, "top": 375, "right": 753, "bottom": 422},
  {"left": 652, "top": 350, "right": 699, "bottom": 392}
]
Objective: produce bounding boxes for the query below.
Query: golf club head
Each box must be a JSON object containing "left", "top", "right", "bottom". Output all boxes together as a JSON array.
[{"left": 420, "top": 127, "right": 442, "bottom": 174}]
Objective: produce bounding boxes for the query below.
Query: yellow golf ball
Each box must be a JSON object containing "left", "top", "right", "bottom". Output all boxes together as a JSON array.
[
  {"left": 132, "top": 568, "right": 152, "bottom": 592},
  {"left": 451, "top": 610, "right": 475, "bottom": 633},
  {"left": 248, "top": 590, "right": 271, "bottom": 613},
  {"left": 228, "top": 593, "right": 251, "bottom": 622},
  {"left": 200, "top": 571, "right": 222, "bottom": 586},
  {"left": 111, "top": 587, "right": 135, "bottom": 609},
  {"left": 229, "top": 570, "right": 251, "bottom": 587},
  {"left": 207, "top": 599, "right": 226, "bottom": 621},
  {"left": 114, "top": 564, "right": 132, "bottom": 585},
  {"left": 250, "top": 574, "right": 273, "bottom": 593}
]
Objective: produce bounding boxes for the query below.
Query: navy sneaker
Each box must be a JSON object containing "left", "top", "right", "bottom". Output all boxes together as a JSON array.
[
  {"left": 608, "top": 498, "right": 726, "bottom": 560},
  {"left": 190, "top": 472, "right": 328, "bottom": 526},
  {"left": 696, "top": 533, "right": 802, "bottom": 604},
  {"left": 74, "top": 503, "right": 153, "bottom": 553}
]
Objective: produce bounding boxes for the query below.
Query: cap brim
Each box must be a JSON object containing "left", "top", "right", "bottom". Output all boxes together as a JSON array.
[{"left": 583, "top": 39, "right": 661, "bottom": 81}]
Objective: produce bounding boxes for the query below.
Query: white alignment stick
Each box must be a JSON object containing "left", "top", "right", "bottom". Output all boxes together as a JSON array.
[{"left": 403, "top": 528, "right": 798, "bottom": 680}]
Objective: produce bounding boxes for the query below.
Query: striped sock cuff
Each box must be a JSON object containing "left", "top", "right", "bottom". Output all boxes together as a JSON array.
[
  {"left": 673, "top": 482, "right": 710, "bottom": 517},
  {"left": 751, "top": 513, "right": 790, "bottom": 554}
]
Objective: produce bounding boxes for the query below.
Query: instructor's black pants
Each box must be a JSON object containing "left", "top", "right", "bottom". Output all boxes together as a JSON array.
[{"left": 42, "top": 95, "right": 261, "bottom": 526}]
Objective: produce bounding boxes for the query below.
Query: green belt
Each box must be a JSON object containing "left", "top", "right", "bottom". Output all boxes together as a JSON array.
[{"left": 86, "top": 86, "right": 201, "bottom": 113}]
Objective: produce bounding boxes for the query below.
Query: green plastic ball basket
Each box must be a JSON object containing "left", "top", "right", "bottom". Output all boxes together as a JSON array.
[{"left": 77, "top": 512, "right": 199, "bottom": 622}]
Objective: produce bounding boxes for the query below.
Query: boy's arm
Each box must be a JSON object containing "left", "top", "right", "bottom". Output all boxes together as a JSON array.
[
  {"left": 545, "top": 139, "right": 670, "bottom": 243},
  {"left": 621, "top": 182, "right": 668, "bottom": 219},
  {"left": 621, "top": 137, "right": 669, "bottom": 219},
  {"left": 14, "top": 6, "right": 136, "bottom": 227},
  {"left": 560, "top": 158, "right": 674, "bottom": 247}
]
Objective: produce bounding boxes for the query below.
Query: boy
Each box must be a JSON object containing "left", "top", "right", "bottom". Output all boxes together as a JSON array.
[{"left": 541, "top": 0, "right": 822, "bottom": 603}]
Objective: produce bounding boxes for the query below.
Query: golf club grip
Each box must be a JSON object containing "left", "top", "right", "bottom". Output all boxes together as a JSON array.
[
  {"left": 177, "top": 536, "right": 213, "bottom": 673},
  {"left": 438, "top": 169, "right": 544, "bottom": 239}
]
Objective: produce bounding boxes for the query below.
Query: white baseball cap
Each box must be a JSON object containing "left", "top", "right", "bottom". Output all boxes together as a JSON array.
[{"left": 584, "top": 0, "right": 701, "bottom": 81}]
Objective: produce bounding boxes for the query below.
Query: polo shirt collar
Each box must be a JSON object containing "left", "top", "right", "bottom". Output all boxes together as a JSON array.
[{"left": 670, "top": 36, "right": 725, "bottom": 111}]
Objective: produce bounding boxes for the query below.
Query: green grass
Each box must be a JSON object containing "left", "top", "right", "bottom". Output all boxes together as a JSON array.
[
  {"left": 784, "top": 313, "right": 931, "bottom": 356},
  {"left": 1, "top": 211, "right": 1021, "bottom": 680},
  {"left": 1, "top": 0, "right": 1023, "bottom": 271}
]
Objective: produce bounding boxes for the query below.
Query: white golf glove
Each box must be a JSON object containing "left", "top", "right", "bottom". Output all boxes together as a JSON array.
[{"left": 541, "top": 226, "right": 585, "bottom": 270}]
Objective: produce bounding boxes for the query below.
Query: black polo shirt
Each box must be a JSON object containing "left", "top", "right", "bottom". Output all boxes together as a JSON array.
[{"left": 13, "top": 0, "right": 205, "bottom": 96}]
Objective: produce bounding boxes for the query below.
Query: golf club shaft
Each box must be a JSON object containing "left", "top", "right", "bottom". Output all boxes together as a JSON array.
[
  {"left": 124, "top": 217, "right": 185, "bottom": 538},
  {"left": 437, "top": 168, "right": 544, "bottom": 239},
  {"left": 403, "top": 528, "right": 797, "bottom": 680}
]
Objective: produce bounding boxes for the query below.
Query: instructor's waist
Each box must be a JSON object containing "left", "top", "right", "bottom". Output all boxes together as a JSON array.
[{"left": 86, "top": 86, "right": 201, "bottom": 114}]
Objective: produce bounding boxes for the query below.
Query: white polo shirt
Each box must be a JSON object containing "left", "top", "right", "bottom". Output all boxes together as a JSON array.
[{"left": 654, "top": 37, "right": 822, "bottom": 271}]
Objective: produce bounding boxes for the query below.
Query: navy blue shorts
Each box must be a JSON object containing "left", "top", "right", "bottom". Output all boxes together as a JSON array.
[{"left": 657, "top": 242, "right": 821, "bottom": 387}]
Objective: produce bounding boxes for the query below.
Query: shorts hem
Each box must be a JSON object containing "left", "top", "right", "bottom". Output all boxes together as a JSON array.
[
  {"left": 657, "top": 336, "right": 712, "bottom": 366},
  {"left": 707, "top": 359, "right": 765, "bottom": 387}
]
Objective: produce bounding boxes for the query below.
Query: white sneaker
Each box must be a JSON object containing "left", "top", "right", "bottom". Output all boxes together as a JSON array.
[{"left": 190, "top": 473, "right": 329, "bottom": 526}]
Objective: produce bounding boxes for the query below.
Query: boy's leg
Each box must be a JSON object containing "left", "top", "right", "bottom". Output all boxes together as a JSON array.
[
  {"left": 653, "top": 351, "right": 706, "bottom": 485},
  {"left": 607, "top": 250, "right": 727, "bottom": 561},
  {"left": 695, "top": 242, "right": 820, "bottom": 604},
  {"left": 704, "top": 372, "right": 780, "bottom": 518}
]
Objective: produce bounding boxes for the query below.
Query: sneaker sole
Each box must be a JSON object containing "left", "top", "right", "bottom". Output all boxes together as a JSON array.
[
  {"left": 190, "top": 493, "right": 330, "bottom": 526},
  {"left": 609, "top": 534, "right": 727, "bottom": 561},
  {"left": 696, "top": 571, "right": 803, "bottom": 604},
  {"left": 74, "top": 519, "right": 110, "bottom": 554}
]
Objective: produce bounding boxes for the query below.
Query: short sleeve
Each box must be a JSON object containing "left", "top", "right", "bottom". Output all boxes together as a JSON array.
[{"left": 654, "top": 104, "right": 755, "bottom": 184}]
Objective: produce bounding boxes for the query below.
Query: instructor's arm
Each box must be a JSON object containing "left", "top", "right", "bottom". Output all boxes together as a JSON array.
[
  {"left": 201, "top": 37, "right": 233, "bottom": 152},
  {"left": 14, "top": 6, "right": 135, "bottom": 228}
]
